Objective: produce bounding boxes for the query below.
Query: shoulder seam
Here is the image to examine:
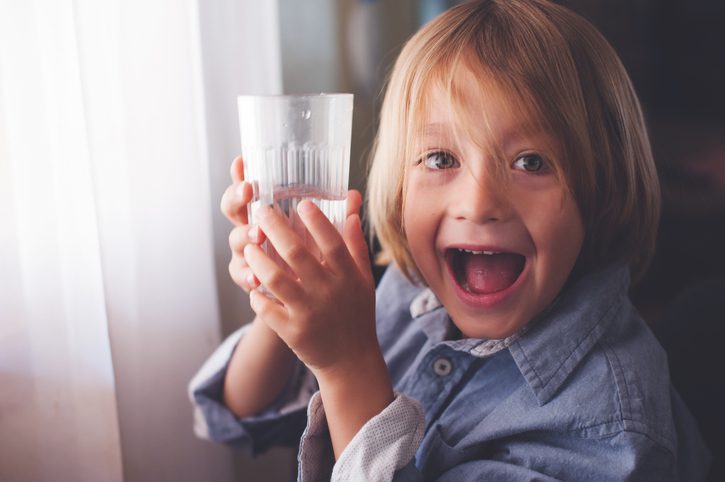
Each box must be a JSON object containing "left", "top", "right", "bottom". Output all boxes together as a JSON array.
[
  {"left": 599, "top": 337, "right": 675, "bottom": 450},
  {"left": 600, "top": 336, "right": 632, "bottom": 422}
]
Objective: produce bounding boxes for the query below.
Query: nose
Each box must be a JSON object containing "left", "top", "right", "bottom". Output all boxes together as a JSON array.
[{"left": 450, "top": 167, "right": 512, "bottom": 223}]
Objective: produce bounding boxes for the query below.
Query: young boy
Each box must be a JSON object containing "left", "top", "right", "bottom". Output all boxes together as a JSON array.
[{"left": 190, "top": 1, "right": 711, "bottom": 479}]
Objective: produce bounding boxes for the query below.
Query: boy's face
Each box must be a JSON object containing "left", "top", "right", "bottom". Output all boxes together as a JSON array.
[{"left": 403, "top": 75, "right": 584, "bottom": 339}]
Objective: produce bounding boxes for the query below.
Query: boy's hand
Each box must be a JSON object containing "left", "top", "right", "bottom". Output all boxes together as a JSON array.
[
  {"left": 243, "top": 190, "right": 378, "bottom": 376},
  {"left": 245, "top": 192, "right": 394, "bottom": 458},
  {"left": 221, "top": 155, "right": 266, "bottom": 293}
]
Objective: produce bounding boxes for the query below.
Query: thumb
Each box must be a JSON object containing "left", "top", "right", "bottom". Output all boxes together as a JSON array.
[{"left": 230, "top": 155, "right": 245, "bottom": 183}]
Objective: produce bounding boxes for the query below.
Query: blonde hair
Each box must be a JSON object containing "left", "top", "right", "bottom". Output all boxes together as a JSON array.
[{"left": 366, "top": 0, "right": 660, "bottom": 282}]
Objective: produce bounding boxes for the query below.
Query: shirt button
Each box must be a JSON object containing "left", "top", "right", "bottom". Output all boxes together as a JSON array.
[{"left": 432, "top": 357, "right": 453, "bottom": 377}]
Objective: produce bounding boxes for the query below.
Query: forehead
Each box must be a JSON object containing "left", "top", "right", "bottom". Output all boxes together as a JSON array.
[{"left": 415, "top": 68, "right": 556, "bottom": 152}]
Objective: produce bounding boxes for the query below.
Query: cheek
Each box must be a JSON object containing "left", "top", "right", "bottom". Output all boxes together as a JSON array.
[
  {"left": 402, "top": 178, "right": 428, "bottom": 234},
  {"left": 519, "top": 190, "right": 584, "bottom": 260},
  {"left": 402, "top": 196, "right": 428, "bottom": 247},
  {"left": 519, "top": 193, "right": 584, "bottom": 315},
  {"left": 402, "top": 182, "right": 440, "bottom": 261}
]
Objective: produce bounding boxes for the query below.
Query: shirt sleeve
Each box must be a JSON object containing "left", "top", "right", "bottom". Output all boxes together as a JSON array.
[
  {"left": 297, "top": 392, "right": 425, "bottom": 481},
  {"left": 187, "top": 325, "right": 316, "bottom": 455}
]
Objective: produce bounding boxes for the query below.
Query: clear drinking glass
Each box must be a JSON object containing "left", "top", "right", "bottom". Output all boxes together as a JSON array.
[{"left": 237, "top": 94, "right": 353, "bottom": 290}]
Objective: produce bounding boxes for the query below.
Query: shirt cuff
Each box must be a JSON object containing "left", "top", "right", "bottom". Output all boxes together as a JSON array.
[
  {"left": 188, "top": 325, "right": 248, "bottom": 441},
  {"left": 298, "top": 392, "right": 425, "bottom": 481}
]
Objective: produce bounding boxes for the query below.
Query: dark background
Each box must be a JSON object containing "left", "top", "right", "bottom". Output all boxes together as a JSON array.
[{"left": 559, "top": 2, "right": 725, "bottom": 478}]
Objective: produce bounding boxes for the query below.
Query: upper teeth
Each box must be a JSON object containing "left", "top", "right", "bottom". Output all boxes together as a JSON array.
[{"left": 457, "top": 248, "right": 497, "bottom": 255}]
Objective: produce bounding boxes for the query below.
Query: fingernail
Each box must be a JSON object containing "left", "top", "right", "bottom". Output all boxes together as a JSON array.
[
  {"left": 235, "top": 182, "right": 246, "bottom": 198},
  {"left": 257, "top": 204, "right": 273, "bottom": 220},
  {"left": 246, "top": 273, "right": 259, "bottom": 289},
  {"left": 298, "top": 200, "right": 315, "bottom": 215},
  {"left": 248, "top": 225, "right": 259, "bottom": 243},
  {"left": 243, "top": 243, "right": 254, "bottom": 257}
]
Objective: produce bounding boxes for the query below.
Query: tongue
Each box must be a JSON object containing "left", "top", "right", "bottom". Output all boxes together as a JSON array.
[{"left": 464, "top": 253, "right": 524, "bottom": 294}]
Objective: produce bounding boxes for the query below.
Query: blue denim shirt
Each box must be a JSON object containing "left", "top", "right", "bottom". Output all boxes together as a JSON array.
[{"left": 190, "top": 264, "right": 711, "bottom": 480}]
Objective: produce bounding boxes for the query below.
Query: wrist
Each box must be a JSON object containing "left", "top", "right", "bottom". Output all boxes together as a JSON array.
[
  {"left": 315, "top": 350, "right": 390, "bottom": 393},
  {"left": 249, "top": 315, "right": 289, "bottom": 350},
  {"left": 315, "top": 351, "right": 394, "bottom": 458}
]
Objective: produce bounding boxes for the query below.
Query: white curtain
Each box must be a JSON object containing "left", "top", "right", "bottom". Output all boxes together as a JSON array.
[{"left": 0, "top": 0, "right": 281, "bottom": 481}]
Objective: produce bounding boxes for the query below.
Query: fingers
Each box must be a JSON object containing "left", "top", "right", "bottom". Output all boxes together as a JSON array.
[
  {"left": 342, "top": 190, "right": 372, "bottom": 281},
  {"left": 296, "top": 200, "right": 355, "bottom": 274},
  {"left": 343, "top": 213, "right": 374, "bottom": 284},
  {"left": 296, "top": 190, "right": 370, "bottom": 280},
  {"left": 346, "top": 189, "right": 362, "bottom": 218},
  {"left": 228, "top": 255, "right": 259, "bottom": 292},
  {"left": 221, "top": 181, "right": 254, "bottom": 226},
  {"left": 244, "top": 191, "right": 370, "bottom": 296},
  {"left": 244, "top": 243, "right": 306, "bottom": 302},
  {"left": 249, "top": 289, "right": 288, "bottom": 333},
  {"left": 224, "top": 159, "right": 263, "bottom": 292},
  {"left": 229, "top": 225, "right": 266, "bottom": 256},
  {"left": 230, "top": 155, "right": 245, "bottom": 183},
  {"left": 255, "top": 205, "right": 326, "bottom": 283},
  {"left": 221, "top": 156, "right": 252, "bottom": 225},
  {"left": 228, "top": 223, "right": 265, "bottom": 292}
]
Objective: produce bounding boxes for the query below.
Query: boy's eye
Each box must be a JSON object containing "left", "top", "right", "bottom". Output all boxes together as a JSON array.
[
  {"left": 420, "top": 151, "right": 458, "bottom": 170},
  {"left": 512, "top": 153, "right": 548, "bottom": 173}
]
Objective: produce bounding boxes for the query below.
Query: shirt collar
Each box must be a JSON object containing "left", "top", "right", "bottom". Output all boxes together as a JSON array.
[
  {"left": 410, "top": 288, "right": 442, "bottom": 319},
  {"left": 509, "top": 264, "right": 631, "bottom": 405},
  {"left": 409, "top": 264, "right": 631, "bottom": 405},
  {"left": 410, "top": 288, "right": 527, "bottom": 359}
]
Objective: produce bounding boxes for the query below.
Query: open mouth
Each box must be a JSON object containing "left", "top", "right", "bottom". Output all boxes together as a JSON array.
[{"left": 446, "top": 248, "right": 526, "bottom": 295}]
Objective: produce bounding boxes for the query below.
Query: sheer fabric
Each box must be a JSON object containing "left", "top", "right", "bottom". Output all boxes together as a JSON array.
[{"left": 0, "top": 0, "right": 280, "bottom": 480}]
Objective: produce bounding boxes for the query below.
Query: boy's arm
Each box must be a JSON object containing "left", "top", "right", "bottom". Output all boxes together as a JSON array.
[
  {"left": 315, "top": 347, "right": 394, "bottom": 458},
  {"left": 188, "top": 321, "right": 312, "bottom": 450},
  {"left": 223, "top": 316, "right": 297, "bottom": 418},
  {"left": 188, "top": 153, "right": 310, "bottom": 450}
]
